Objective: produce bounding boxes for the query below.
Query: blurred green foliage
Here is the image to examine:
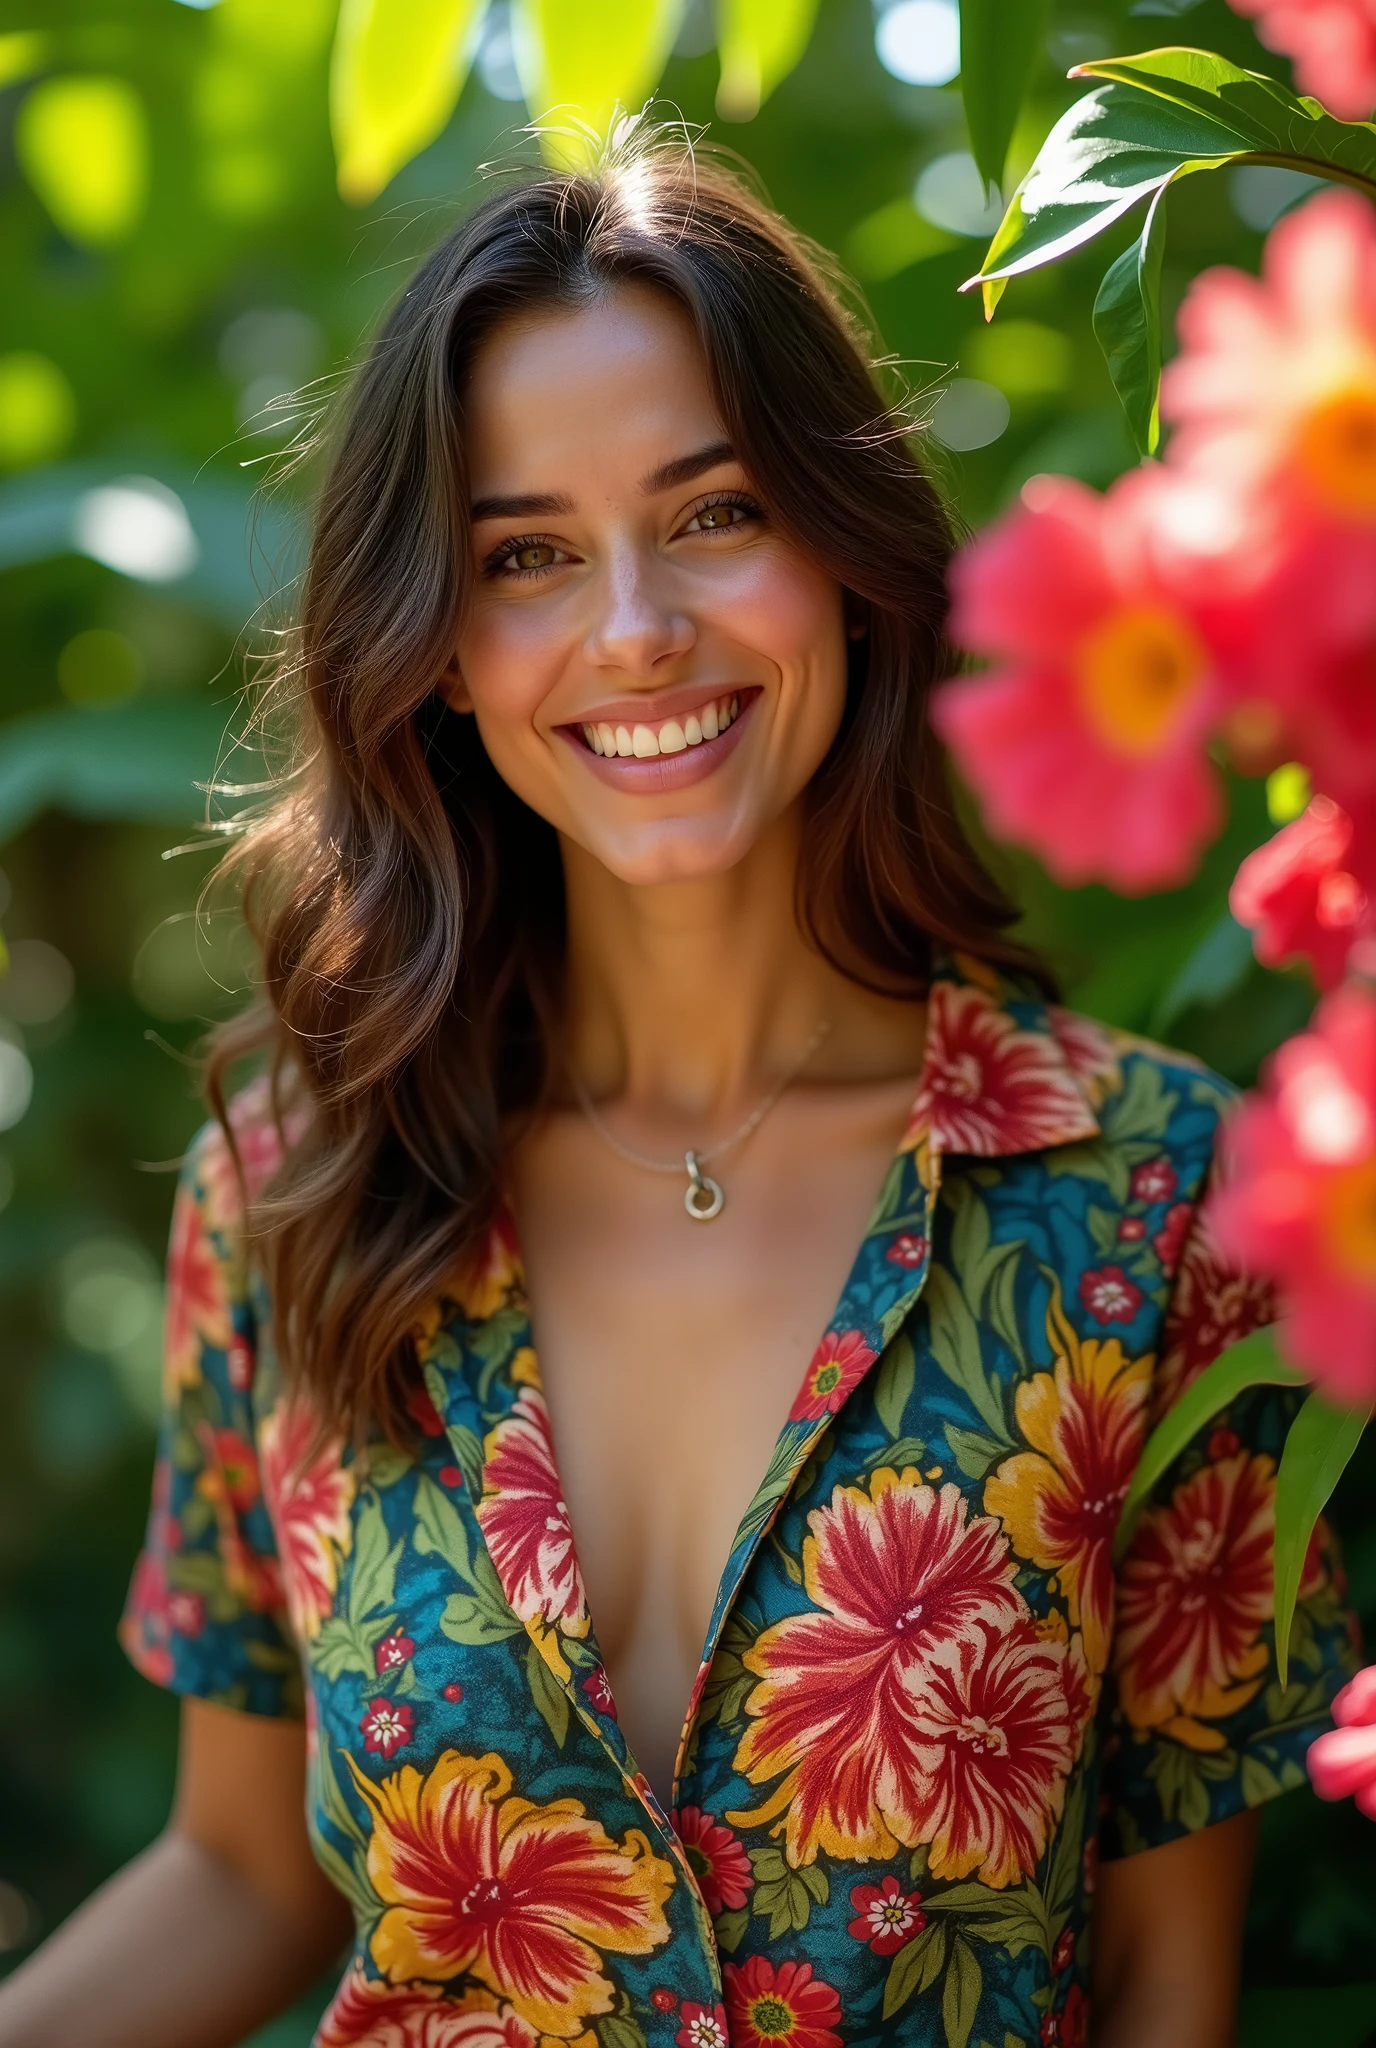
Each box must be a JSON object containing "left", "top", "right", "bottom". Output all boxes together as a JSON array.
[{"left": 0, "top": 2, "right": 1372, "bottom": 2043}]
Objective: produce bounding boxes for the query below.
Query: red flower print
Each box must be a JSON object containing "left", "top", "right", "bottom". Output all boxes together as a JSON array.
[
  {"left": 204, "top": 1428, "right": 261, "bottom": 1513},
  {"left": 904, "top": 1621, "right": 1087, "bottom": 1887},
  {"left": 375, "top": 1631, "right": 416, "bottom": 1674},
  {"left": 476, "top": 1388, "right": 588, "bottom": 1637},
  {"left": 443, "top": 1682, "right": 464, "bottom": 1703},
  {"left": 788, "top": 1329, "right": 877, "bottom": 1422},
  {"left": 455, "top": 1209, "right": 523, "bottom": 1320},
  {"left": 672, "top": 1807, "right": 754, "bottom": 1915},
  {"left": 439, "top": 1464, "right": 464, "bottom": 1488},
  {"left": 1154, "top": 1205, "right": 1275, "bottom": 1416},
  {"left": 724, "top": 1957, "right": 842, "bottom": 2048},
  {"left": 1130, "top": 1158, "right": 1178, "bottom": 1204},
  {"left": 1052, "top": 1926, "right": 1076, "bottom": 1975},
  {"left": 583, "top": 1667, "right": 618, "bottom": 1718},
  {"left": 346, "top": 1747, "right": 673, "bottom": 2039},
  {"left": 167, "top": 1590, "right": 205, "bottom": 1637},
  {"left": 406, "top": 1384, "right": 446, "bottom": 1437},
  {"left": 1077, "top": 1266, "right": 1143, "bottom": 1324},
  {"left": 1117, "top": 1217, "right": 1146, "bottom": 1242},
  {"left": 730, "top": 1472, "right": 1023, "bottom": 1865},
  {"left": 226, "top": 1335, "right": 254, "bottom": 1391},
  {"left": 317, "top": 1963, "right": 538, "bottom": 2047},
  {"left": 1059, "top": 1983, "right": 1088, "bottom": 2048},
  {"left": 1152, "top": 1202, "right": 1192, "bottom": 1276},
  {"left": 258, "top": 1398, "right": 356, "bottom": 1640},
  {"left": 910, "top": 980, "right": 1098, "bottom": 1156},
  {"left": 164, "top": 1181, "right": 233, "bottom": 1388},
  {"left": 1207, "top": 1427, "right": 1241, "bottom": 1461},
  {"left": 886, "top": 1232, "right": 928, "bottom": 1268},
  {"left": 1041, "top": 2013, "right": 1060, "bottom": 2046},
  {"left": 676, "top": 2003, "right": 729, "bottom": 2048},
  {"left": 1048, "top": 1007, "right": 1120, "bottom": 1104},
  {"left": 847, "top": 1873, "right": 925, "bottom": 1953},
  {"left": 1115, "top": 1452, "right": 1275, "bottom": 1733},
  {"left": 650, "top": 1989, "right": 677, "bottom": 2013},
  {"left": 362, "top": 1699, "right": 415, "bottom": 1758}
]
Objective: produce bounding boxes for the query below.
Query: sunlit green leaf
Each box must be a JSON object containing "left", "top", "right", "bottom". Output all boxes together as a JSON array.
[
  {"left": 1115, "top": 1327, "right": 1307, "bottom": 1562},
  {"left": 716, "top": 0, "right": 820, "bottom": 123},
  {"left": 1092, "top": 181, "right": 1166, "bottom": 454},
  {"left": 0, "top": 31, "right": 50, "bottom": 90},
  {"left": 16, "top": 75, "right": 149, "bottom": 246},
  {"left": 331, "top": 0, "right": 490, "bottom": 203},
  {"left": 1272, "top": 1391, "right": 1371, "bottom": 1686},
  {"left": 959, "top": 0, "right": 1050, "bottom": 192},
  {"left": 513, "top": 0, "right": 684, "bottom": 165}
]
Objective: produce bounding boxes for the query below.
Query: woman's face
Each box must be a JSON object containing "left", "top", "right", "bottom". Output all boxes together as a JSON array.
[{"left": 448, "top": 287, "right": 850, "bottom": 886}]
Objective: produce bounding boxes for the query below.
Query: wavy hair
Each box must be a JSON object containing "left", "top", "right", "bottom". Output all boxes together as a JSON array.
[{"left": 207, "top": 129, "right": 1042, "bottom": 1439}]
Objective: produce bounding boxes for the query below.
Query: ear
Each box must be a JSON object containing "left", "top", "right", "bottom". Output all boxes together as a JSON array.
[{"left": 437, "top": 653, "right": 474, "bottom": 714}]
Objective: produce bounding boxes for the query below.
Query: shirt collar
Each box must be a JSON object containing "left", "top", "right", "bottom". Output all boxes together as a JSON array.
[{"left": 914, "top": 952, "right": 1105, "bottom": 1158}]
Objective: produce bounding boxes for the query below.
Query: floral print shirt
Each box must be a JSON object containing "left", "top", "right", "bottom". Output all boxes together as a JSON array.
[{"left": 122, "top": 956, "right": 1358, "bottom": 2048}]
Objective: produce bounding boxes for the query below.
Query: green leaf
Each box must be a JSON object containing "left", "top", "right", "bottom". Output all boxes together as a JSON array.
[
  {"left": 716, "top": 0, "right": 821, "bottom": 122},
  {"left": 597, "top": 2016, "right": 649, "bottom": 2048},
  {"left": 349, "top": 1492, "right": 403, "bottom": 1624},
  {"left": 312, "top": 1742, "right": 368, "bottom": 1852},
  {"left": 1272, "top": 1390, "right": 1371, "bottom": 1685},
  {"left": 413, "top": 1472, "right": 474, "bottom": 1575},
  {"left": 924, "top": 1879, "right": 1052, "bottom": 1958},
  {"left": 440, "top": 1587, "right": 523, "bottom": 1646},
  {"left": 924, "top": 1264, "right": 1010, "bottom": 1442},
  {"left": 330, "top": 0, "right": 488, "bottom": 205},
  {"left": 960, "top": 0, "right": 1050, "bottom": 192},
  {"left": 884, "top": 1919, "right": 948, "bottom": 2018},
  {"left": 526, "top": 1638, "right": 571, "bottom": 1747},
  {"left": 1092, "top": 181, "right": 1167, "bottom": 455},
  {"left": 714, "top": 1905, "right": 750, "bottom": 1953},
  {"left": 943, "top": 1935, "right": 984, "bottom": 2048},
  {"left": 312, "top": 1614, "right": 386, "bottom": 1681},
  {"left": 1152, "top": 914, "right": 1254, "bottom": 1036},
  {"left": 1115, "top": 1327, "right": 1307, "bottom": 1561},
  {"left": 307, "top": 1823, "right": 379, "bottom": 1921},
  {"left": 513, "top": 0, "right": 685, "bottom": 163},
  {"left": 361, "top": 1442, "right": 415, "bottom": 1490},
  {"left": 876, "top": 1331, "right": 917, "bottom": 1438},
  {"left": 945, "top": 1425, "right": 1006, "bottom": 1482}
]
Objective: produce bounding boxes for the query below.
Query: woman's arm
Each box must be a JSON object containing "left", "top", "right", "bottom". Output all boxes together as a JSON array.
[
  {"left": 0, "top": 1698, "right": 352, "bottom": 2048},
  {"left": 1091, "top": 1809, "right": 1260, "bottom": 2048}
]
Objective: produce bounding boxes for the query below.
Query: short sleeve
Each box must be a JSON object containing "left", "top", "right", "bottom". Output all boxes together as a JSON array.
[
  {"left": 119, "top": 1113, "right": 302, "bottom": 1717},
  {"left": 1097, "top": 1184, "right": 1362, "bottom": 1858}
]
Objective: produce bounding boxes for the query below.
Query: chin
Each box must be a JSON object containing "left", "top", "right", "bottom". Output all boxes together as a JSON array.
[{"left": 582, "top": 814, "right": 760, "bottom": 887}]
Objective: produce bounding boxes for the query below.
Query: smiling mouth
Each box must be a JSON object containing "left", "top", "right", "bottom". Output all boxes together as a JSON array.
[{"left": 573, "top": 691, "right": 744, "bottom": 759}]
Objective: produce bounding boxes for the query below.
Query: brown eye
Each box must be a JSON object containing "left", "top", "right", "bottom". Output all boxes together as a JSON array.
[
  {"left": 510, "top": 542, "right": 557, "bottom": 572},
  {"left": 695, "top": 504, "right": 741, "bottom": 530}
]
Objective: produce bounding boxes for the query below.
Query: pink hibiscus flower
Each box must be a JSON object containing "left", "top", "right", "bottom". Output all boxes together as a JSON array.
[
  {"left": 789, "top": 1329, "right": 878, "bottom": 1421},
  {"left": 258, "top": 1398, "right": 356, "bottom": 1640},
  {"left": 1232, "top": 797, "right": 1371, "bottom": 989},
  {"left": 1077, "top": 1266, "right": 1143, "bottom": 1324},
  {"left": 938, "top": 468, "right": 1253, "bottom": 892},
  {"left": 911, "top": 979, "right": 1098, "bottom": 1155},
  {"left": 317, "top": 1965, "right": 537, "bottom": 2048},
  {"left": 361, "top": 1699, "right": 415, "bottom": 1759},
  {"left": 1309, "top": 1665, "right": 1376, "bottom": 1818},
  {"left": 905, "top": 1621, "right": 1088, "bottom": 1887},
  {"left": 1210, "top": 982, "right": 1376, "bottom": 1402},
  {"left": 847, "top": 1873, "right": 925, "bottom": 1953},
  {"left": 672, "top": 1807, "right": 754, "bottom": 1915},
  {"left": 476, "top": 1388, "right": 588, "bottom": 1636},
  {"left": 1228, "top": 0, "right": 1376, "bottom": 119},
  {"left": 729, "top": 1472, "right": 1024, "bottom": 1864}
]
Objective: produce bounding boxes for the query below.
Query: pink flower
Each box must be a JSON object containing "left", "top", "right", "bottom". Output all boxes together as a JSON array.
[
  {"left": 1227, "top": 0, "right": 1376, "bottom": 119},
  {"left": 1130, "top": 1159, "right": 1178, "bottom": 1204},
  {"left": 1308, "top": 1665, "right": 1376, "bottom": 1817},
  {"left": 375, "top": 1631, "right": 415, "bottom": 1674},
  {"left": 476, "top": 1388, "right": 588, "bottom": 1638},
  {"left": 939, "top": 469, "right": 1250, "bottom": 892},
  {"left": 789, "top": 1329, "right": 877, "bottom": 1421},
  {"left": 847, "top": 1873, "right": 925, "bottom": 1953},
  {"left": 910, "top": 977, "right": 1097, "bottom": 1155},
  {"left": 258, "top": 1399, "right": 356, "bottom": 1640},
  {"left": 317, "top": 1965, "right": 537, "bottom": 2048},
  {"left": 361, "top": 1699, "right": 415, "bottom": 1759},
  {"left": 1077, "top": 1266, "right": 1144, "bottom": 1324},
  {"left": 1232, "top": 798, "right": 1371, "bottom": 990},
  {"left": 167, "top": 1590, "right": 205, "bottom": 1637},
  {"left": 886, "top": 1232, "right": 928, "bottom": 1267},
  {"left": 672, "top": 1807, "right": 754, "bottom": 1915},
  {"left": 1153, "top": 1202, "right": 1193, "bottom": 1276},
  {"left": 1210, "top": 983, "right": 1376, "bottom": 1402}
]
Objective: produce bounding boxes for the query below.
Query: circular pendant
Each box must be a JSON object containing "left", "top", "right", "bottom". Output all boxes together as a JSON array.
[{"left": 684, "top": 1150, "right": 725, "bottom": 1222}]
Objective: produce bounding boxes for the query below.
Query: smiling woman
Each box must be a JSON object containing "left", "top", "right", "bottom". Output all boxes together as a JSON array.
[{"left": 0, "top": 125, "right": 1357, "bottom": 2048}]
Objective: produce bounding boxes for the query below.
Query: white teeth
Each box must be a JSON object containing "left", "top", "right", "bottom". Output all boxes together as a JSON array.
[
  {"left": 583, "top": 724, "right": 601, "bottom": 754},
  {"left": 615, "top": 726, "right": 633, "bottom": 756},
  {"left": 631, "top": 724, "right": 659, "bottom": 757},
  {"left": 585, "top": 695, "right": 745, "bottom": 761},
  {"left": 729, "top": 694, "right": 738, "bottom": 718},
  {"left": 598, "top": 723, "right": 617, "bottom": 757},
  {"left": 659, "top": 719, "right": 687, "bottom": 754},
  {"left": 684, "top": 713, "right": 702, "bottom": 746},
  {"left": 701, "top": 702, "right": 719, "bottom": 740}
]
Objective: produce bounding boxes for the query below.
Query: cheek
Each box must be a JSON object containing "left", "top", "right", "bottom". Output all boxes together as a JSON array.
[
  {"left": 725, "top": 551, "right": 849, "bottom": 728},
  {"left": 455, "top": 601, "right": 563, "bottom": 737}
]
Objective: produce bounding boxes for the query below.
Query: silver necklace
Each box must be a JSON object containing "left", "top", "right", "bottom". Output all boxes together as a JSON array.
[{"left": 569, "top": 1018, "right": 832, "bottom": 1221}]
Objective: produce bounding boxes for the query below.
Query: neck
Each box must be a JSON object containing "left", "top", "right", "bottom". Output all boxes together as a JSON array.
[{"left": 559, "top": 805, "right": 925, "bottom": 1127}]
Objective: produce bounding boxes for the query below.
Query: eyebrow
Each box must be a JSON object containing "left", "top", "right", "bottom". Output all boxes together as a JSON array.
[{"left": 468, "top": 441, "right": 737, "bottom": 524}]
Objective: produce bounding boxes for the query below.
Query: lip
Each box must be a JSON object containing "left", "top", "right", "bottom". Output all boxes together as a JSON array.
[{"left": 556, "top": 688, "right": 759, "bottom": 793}]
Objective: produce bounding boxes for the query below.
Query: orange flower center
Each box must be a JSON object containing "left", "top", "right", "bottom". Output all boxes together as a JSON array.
[
  {"left": 1322, "top": 1154, "right": 1376, "bottom": 1279},
  {"left": 1076, "top": 605, "right": 1207, "bottom": 756},
  {"left": 1296, "top": 384, "right": 1376, "bottom": 517}
]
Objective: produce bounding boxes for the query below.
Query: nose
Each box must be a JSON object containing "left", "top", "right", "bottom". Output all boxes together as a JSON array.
[{"left": 583, "top": 545, "right": 695, "bottom": 676}]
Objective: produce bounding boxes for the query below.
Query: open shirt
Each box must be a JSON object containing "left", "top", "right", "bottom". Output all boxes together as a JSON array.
[{"left": 122, "top": 955, "right": 1358, "bottom": 2048}]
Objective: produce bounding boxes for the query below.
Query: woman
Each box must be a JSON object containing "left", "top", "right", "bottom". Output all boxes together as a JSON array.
[{"left": 0, "top": 134, "right": 1355, "bottom": 2048}]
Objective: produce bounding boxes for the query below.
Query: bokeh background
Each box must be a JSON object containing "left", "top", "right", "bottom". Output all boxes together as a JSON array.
[{"left": 1, "top": 1, "right": 1373, "bottom": 2042}]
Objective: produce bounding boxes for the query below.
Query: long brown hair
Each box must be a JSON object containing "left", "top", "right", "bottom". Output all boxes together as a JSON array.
[{"left": 209, "top": 126, "right": 1041, "bottom": 1439}]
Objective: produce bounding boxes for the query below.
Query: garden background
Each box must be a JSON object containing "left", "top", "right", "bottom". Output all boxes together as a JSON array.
[{"left": 0, "top": 0, "right": 1374, "bottom": 2042}]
